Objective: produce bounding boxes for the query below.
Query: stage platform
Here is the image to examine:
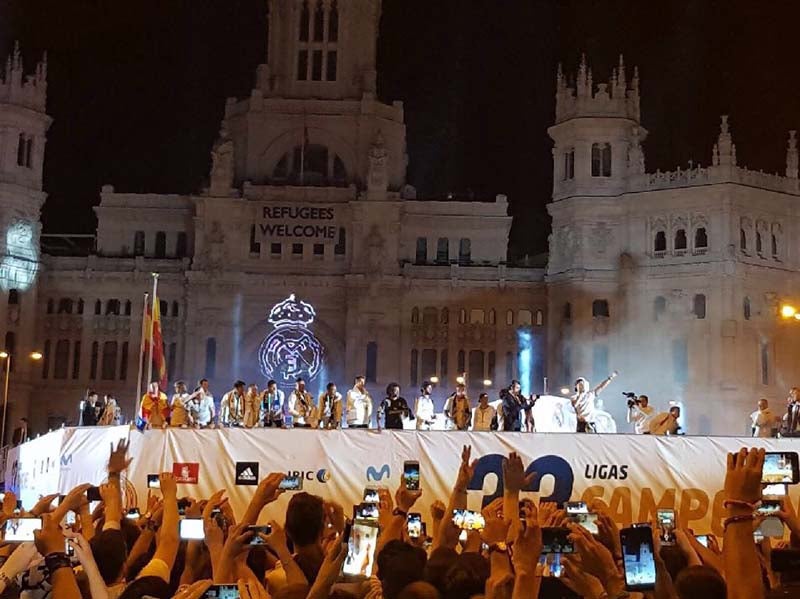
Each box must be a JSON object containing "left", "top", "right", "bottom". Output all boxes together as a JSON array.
[{"left": 5, "top": 426, "right": 798, "bottom": 536}]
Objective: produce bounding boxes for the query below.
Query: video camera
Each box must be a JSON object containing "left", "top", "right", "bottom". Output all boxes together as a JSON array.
[{"left": 623, "top": 391, "right": 639, "bottom": 408}]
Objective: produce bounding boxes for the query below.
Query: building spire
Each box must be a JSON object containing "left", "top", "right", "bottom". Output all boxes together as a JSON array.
[
  {"left": 713, "top": 115, "right": 736, "bottom": 167},
  {"left": 787, "top": 130, "right": 798, "bottom": 179}
]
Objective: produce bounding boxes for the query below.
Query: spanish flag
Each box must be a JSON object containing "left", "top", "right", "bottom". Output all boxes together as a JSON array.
[{"left": 143, "top": 295, "right": 168, "bottom": 391}]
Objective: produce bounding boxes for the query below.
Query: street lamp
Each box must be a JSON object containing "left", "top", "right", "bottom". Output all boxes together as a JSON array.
[{"left": 0, "top": 350, "right": 43, "bottom": 447}]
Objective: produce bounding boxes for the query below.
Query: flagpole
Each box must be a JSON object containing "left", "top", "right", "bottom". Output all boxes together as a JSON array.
[
  {"left": 135, "top": 291, "right": 149, "bottom": 414},
  {"left": 147, "top": 273, "right": 159, "bottom": 389}
]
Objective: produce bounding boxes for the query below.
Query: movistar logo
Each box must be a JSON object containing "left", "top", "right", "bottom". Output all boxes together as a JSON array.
[{"left": 366, "top": 464, "right": 390, "bottom": 481}]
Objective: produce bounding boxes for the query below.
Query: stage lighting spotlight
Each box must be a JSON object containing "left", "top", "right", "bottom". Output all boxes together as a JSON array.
[
  {"left": 456, "top": 376, "right": 465, "bottom": 385},
  {"left": 781, "top": 304, "right": 797, "bottom": 319},
  {"left": 560, "top": 387, "right": 570, "bottom": 395},
  {"left": 483, "top": 379, "right": 492, "bottom": 387},
  {"left": 430, "top": 376, "right": 439, "bottom": 384}
]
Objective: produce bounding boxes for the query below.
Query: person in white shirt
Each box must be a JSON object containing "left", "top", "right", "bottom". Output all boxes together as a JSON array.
[
  {"left": 346, "top": 375, "right": 373, "bottom": 428},
  {"left": 571, "top": 371, "right": 617, "bottom": 433},
  {"left": 220, "top": 380, "right": 246, "bottom": 426},
  {"left": 191, "top": 378, "right": 216, "bottom": 428},
  {"left": 626, "top": 394, "right": 655, "bottom": 434},
  {"left": 287, "top": 377, "right": 315, "bottom": 428},
  {"left": 260, "top": 379, "right": 286, "bottom": 427},
  {"left": 472, "top": 393, "right": 497, "bottom": 431},
  {"left": 649, "top": 406, "right": 682, "bottom": 435},
  {"left": 751, "top": 398, "right": 780, "bottom": 438},
  {"left": 415, "top": 381, "right": 436, "bottom": 430}
]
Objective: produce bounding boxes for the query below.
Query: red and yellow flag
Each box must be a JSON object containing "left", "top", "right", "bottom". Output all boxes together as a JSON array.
[{"left": 143, "top": 295, "right": 168, "bottom": 391}]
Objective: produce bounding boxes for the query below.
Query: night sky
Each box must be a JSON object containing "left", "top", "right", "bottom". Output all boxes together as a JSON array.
[{"left": 4, "top": 1, "right": 800, "bottom": 259}]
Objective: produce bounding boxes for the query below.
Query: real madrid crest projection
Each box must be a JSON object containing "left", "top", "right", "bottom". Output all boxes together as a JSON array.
[{"left": 258, "top": 294, "right": 324, "bottom": 384}]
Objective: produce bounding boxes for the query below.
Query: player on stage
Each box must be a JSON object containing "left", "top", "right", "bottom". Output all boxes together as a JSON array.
[{"left": 571, "top": 371, "right": 618, "bottom": 433}]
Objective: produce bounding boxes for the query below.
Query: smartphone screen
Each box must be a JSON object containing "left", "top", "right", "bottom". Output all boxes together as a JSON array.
[
  {"left": 354, "top": 503, "right": 380, "bottom": 522},
  {"left": 342, "top": 521, "right": 379, "bottom": 578},
  {"left": 762, "top": 452, "right": 799, "bottom": 484},
  {"left": 452, "top": 509, "right": 486, "bottom": 531},
  {"left": 5, "top": 517, "right": 42, "bottom": 542},
  {"left": 620, "top": 525, "right": 657, "bottom": 591},
  {"left": 403, "top": 461, "right": 420, "bottom": 491},
  {"left": 758, "top": 516, "right": 784, "bottom": 538},
  {"left": 407, "top": 513, "right": 422, "bottom": 538},
  {"left": 86, "top": 486, "right": 102, "bottom": 502},
  {"left": 695, "top": 534, "right": 708, "bottom": 548},
  {"left": 126, "top": 508, "right": 140, "bottom": 520},
  {"left": 565, "top": 501, "right": 588, "bottom": 514},
  {"left": 656, "top": 509, "right": 676, "bottom": 545},
  {"left": 179, "top": 518, "right": 205, "bottom": 540},
  {"left": 279, "top": 475, "right": 303, "bottom": 491},
  {"left": 571, "top": 512, "right": 598, "bottom": 534},
  {"left": 247, "top": 524, "right": 272, "bottom": 545},
  {"left": 363, "top": 488, "right": 380, "bottom": 504},
  {"left": 65, "top": 511, "right": 76, "bottom": 526},
  {"left": 147, "top": 474, "right": 160, "bottom": 489},
  {"left": 201, "top": 585, "right": 240, "bottom": 599},
  {"left": 537, "top": 553, "right": 563, "bottom": 577},
  {"left": 756, "top": 499, "right": 782, "bottom": 516},
  {"left": 763, "top": 483, "right": 788, "bottom": 497},
  {"left": 541, "top": 527, "right": 574, "bottom": 554}
]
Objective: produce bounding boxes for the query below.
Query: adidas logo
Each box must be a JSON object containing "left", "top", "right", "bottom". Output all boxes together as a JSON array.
[
  {"left": 239, "top": 468, "right": 256, "bottom": 480},
  {"left": 236, "top": 462, "right": 259, "bottom": 485}
]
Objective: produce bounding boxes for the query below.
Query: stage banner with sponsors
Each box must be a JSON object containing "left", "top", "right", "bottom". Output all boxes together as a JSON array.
[{"left": 7, "top": 428, "right": 800, "bottom": 537}]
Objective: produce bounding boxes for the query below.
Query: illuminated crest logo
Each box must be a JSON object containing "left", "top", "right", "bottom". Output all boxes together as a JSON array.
[{"left": 259, "top": 294, "right": 324, "bottom": 383}]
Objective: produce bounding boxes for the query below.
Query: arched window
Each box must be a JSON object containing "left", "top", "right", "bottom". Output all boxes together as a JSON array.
[
  {"left": 693, "top": 294, "right": 706, "bottom": 319},
  {"left": 563, "top": 149, "right": 575, "bottom": 180},
  {"left": 72, "top": 341, "right": 81, "bottom": 379},
  {"left": 411, "top": 307, "right": 419, "bottom": 324},
  {"left": 436, "top": 238, "right": 449, "bottom": 264},
  {"left": 458, "top": 239, "right": 471, "bottom": 265},
  {"left": 205, "top": 337, "right": 217, "bottom": 378},
  {"left": 176, "top": 232, "right": 188, "bottom": 258},
  {"left": 46, "top": 299, "right": 54, "bottom": 314},
  {"left": 694, "top": 227, "right": 708, "bottom": 249},
  {"left": 134, "top": 231, "right": 145, "bottom": 256},
  {"left": 772, "top": 234, "right": 779, "bottom": 257},
  {"left": 77, "top": 298, "right": 84, "bottom": 314},
  {"left": 468, "top": 350, "right": 485, "bottom": 387},
  {"left": 441, "top": 308, "right": 449, "bottom": 325},
  {"left": 8, "top": 289, "right": 19, "bottom": 305},
  {"left": 488, "top": 351, "right": 496, "bottom": 381},
  {"left": 329, "top": 0, "right": 339, "bottom": 41},
  {"left": 518, "top": 310, "right": 532, "bottom": 326},
  {"left": 57, "top": 298, "right": 73, "bottom": 314},
  {"left": 743, "top": 297, "right": 751, "bottom": 320},
  {"left": 120, "top": 342, "right": 129, "bottom": 381},
  {"left": 415, "top": 238, "right": 427, "bottom": 264},
  {"left": 740, "top": 229, "right": 747, "bottom": 251},
  {"left": 41, "top": 340, "right": 51, "bottom": 379},
  {"left": 674, "top": 229, "right": 687, "bottom": 251},
  {"left": 469, "top": 309, "right": 485, "bottom": 324},
  {"left": 761, "top": 342, "right": 770, "bottom": 385},
  {"left": 159, "top": 300, "right": 168, "bottom": 317},
  {"left": 756, "top": 232, "right": 763, "bottom": 254},
  {"left": 459, "top": 309, "right": 467, "bottom": 324},
  {"left": 457, "top": 350, "right": 465, "bottom": 374},
  {"left": 592, "top": 299, "right": 609, "bottom": 318},
  {"left": 591, "top": 143, "right": 612, "bottom": 177},
  {"left": 155, "top": 232, "right": 167, "bottom": 258},
  {"left": 313, "top": 1, "right": 324, "bottom": 41},
  {"left": 654, "top": 231, "right": 666, "bottom": 253},
  {"left": 592, "top": 345, "right": 609, "bottom": 385},
  {"left": 124, "top": 300, "right": 131, "bottom": 316},
  {"left": 106, "top": 299, "right": 120, "bottom": 315},
  {"left": 654, "top": 296, "right": 666, "bottom": 321},
  {"left": 54, "top": 339, "right": 70, "bottom": 379},
  {"left": 488, "top": 309, "right": 496, "bottom": 325},
  {"left": 298, "top": 0, "right": 310, "bottom": 41},
  {"left": 89, "top": 341, "right": 99, "bottom": 379},
  {"left": 505, "top": 351, "right": 514, "bottom": 381},
  {"left": 563, "top": 302, "right": 572, "bottom": 322},
  {"left": 672, "top": 338, "right": 688, "bottom": 385},
  {"left": 172, "top": 301, "right": 179, "bottom": 317},
  {"left": 506, "top": 310, "right": 514, "bottom": 326},
  {"left": 366, "top": 342, "right": 378, "bottom": 383},
  {"left": 422, "top": 307, "right": 437, "bottom": 326},
  {"left": 25, "top": 137, "right": 33, "bottom": 167},
  {"left": 535, "top": 310, "right": 544, "bottom": 326},
  {"left": 101, "top": 341, "right": 118, "bottom": 380},
  {"left": 17, "top": 133, "right": 25, "bottom": 166},
  {"left": 273, "top": 145, "right": 346, "bottom": 186},
  {"left": 421, "top": 349, "right": 437, "bottom": 381},
  {"left": 410, "top": 349, "right": 418, "bottom": 386},
  {"left": 249, "top": 225, "right": 261, "bottom": 255}
]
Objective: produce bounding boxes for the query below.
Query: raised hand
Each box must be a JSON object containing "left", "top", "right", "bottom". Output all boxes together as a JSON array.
[
  {"left": 30, "top": 493, "right": 59, "bottom": 517},
  {"left": 511, "top": 506, "right": 542, "bottom": 576},
  {"left": 454, "top": 445, "right": 477, "bottom": 492},
  {"left": 481, "top": 497, "right": 510, "bottom": 545},
  {"left": 108, "top": 438, "right": 132, "bottom": 475},
  {"left": 159, "top": 472, "right": 178, "bottom": 499},
  {"left": 33, "top": 513, "right": 65, "bottom": 557},
  {"left": 170, "top": 580, "right": 213, "bottom": 599},
  {"left": 502, "top": 452, "right": 533, "bottom": 494},
  {"left": 254, "top": 472, "right": 285, "bottom": 506},
  {"left": 724, "top": 448, "right": 765, "bottom": 506}
]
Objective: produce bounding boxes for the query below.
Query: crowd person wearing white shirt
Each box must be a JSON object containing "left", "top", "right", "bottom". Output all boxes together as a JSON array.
[
  {"left": 415, "top": 381, "right": 436, "bottom": 430},
  {"left": 287, "top": 377, "right": 315, "bottom": 428},
  {"left": 346, "top": 375, "right": 373, "bottom": 428},
  {"left": 471, "top": 393, "right": 497, "bottom": 431},
  {"left": 191, "top": 378, "right": 216, "bottom": 428},
  {"left": 571, "top": 370, "right": 617, "bottom": 433},
  {"left": 751, "top": 398, "right": 780, "bottom": 437},
  {"left": 626, "top": 394, "right": 655, "bottom": 434}
]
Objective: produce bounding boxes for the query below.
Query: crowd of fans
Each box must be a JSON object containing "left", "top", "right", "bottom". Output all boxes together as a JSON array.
[{"left": 0, "top": 440, "right": 794, "bottom": 598}]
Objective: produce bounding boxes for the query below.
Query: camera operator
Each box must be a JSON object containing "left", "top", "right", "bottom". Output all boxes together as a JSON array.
[{"left": 624, "top": 392, "right": 654, "bottom": 434}]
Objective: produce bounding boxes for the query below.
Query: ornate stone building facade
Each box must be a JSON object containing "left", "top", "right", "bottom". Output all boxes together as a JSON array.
[{"left": 2, "top": 9, "right": 798, "bottom": 437}]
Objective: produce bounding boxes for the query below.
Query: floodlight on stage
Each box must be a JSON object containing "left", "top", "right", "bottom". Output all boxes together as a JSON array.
[
  {"left": 483, "top": 379, "right": 492, "bottom": 387},
  {"left": 781, "top": 304, "right": 797, "bottom": 319},
  {"left": 430, "top": 376, "right": 439, "bottom": 384},
  {"left": 560, "top": 387, "right": 570, "bottom": 395},
  {"left": 456, "top": 375, "right": 465, "bottom": 385}
]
